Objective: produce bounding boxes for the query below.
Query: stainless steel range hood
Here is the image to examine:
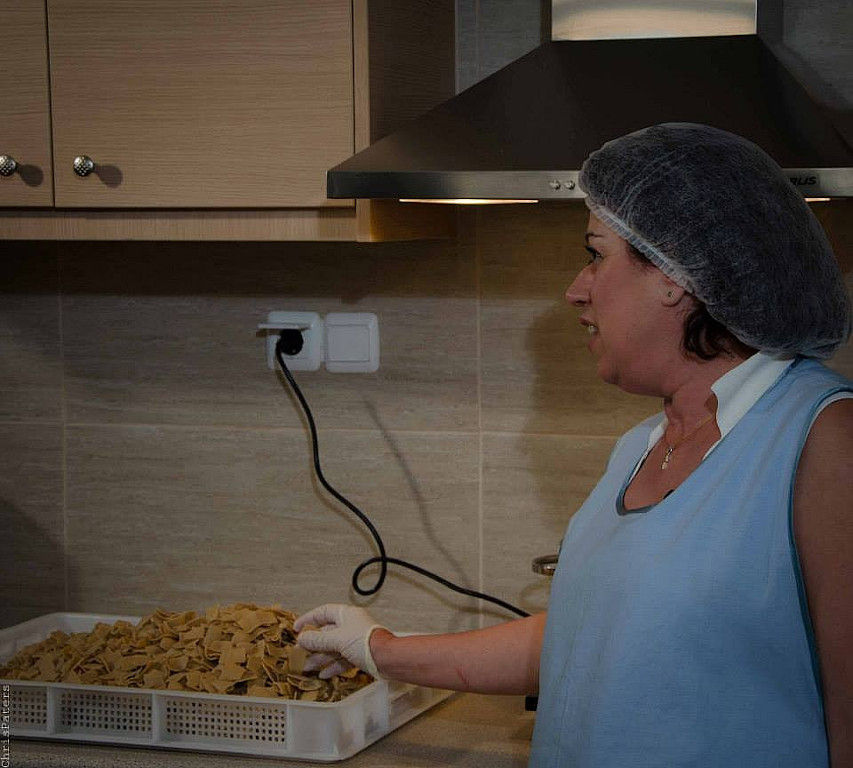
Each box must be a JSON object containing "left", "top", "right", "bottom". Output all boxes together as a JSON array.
[{"left": 327, "top": 0, "right": 852, "bottom": 200}]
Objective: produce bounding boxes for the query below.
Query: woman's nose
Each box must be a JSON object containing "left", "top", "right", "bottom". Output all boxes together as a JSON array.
[{"left": 565, "top": 267, "right": 591, "bottom": 306}]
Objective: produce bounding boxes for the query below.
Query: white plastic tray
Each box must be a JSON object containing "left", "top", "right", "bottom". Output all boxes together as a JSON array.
[{"left": 0, "top": 612, "right": 451, "bottom": 762}]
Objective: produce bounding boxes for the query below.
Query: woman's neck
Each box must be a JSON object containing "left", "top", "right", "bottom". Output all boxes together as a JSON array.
[{"left": 662, "top": 351, "right": 753, "bottom": 435}]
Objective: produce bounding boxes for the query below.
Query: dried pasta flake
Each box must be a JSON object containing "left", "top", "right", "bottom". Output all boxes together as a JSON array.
[{"left": 0, "top": 603, "right": 372, "bottom": 702}]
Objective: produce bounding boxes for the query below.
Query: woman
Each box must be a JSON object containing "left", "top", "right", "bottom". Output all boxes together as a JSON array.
[{"left": 295, "top": 124, "right": 852, "bottom": 767}]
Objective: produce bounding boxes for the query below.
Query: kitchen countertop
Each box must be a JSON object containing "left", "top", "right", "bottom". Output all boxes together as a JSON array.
[{"left": 9, "top": 693, "right": 535, "bottom": 767}]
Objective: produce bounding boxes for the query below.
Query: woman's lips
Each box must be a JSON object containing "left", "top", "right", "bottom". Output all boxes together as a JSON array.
[
  {"left": 580, "top": 318, "right": 598, "bottom": 335},
  {"left": 580, "top": 318, "right": 599, "bottom": 350}
]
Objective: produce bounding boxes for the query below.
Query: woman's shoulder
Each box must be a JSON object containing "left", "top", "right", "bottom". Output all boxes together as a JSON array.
[
  {"left": 758, "top": 357, "right": 852, "bottom": 417},
  {"left": 787, "top": 357, "right": 852, "bottom": 390}
]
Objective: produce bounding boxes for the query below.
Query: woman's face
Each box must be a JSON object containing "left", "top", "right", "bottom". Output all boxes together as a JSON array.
[{"left": 565, "top": 213, "right": 674, "bottom": 392}]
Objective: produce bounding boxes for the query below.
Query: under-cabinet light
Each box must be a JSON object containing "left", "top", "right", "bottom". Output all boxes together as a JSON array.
[{"left": 399, "top": 198, "right": 539, "bottom": 205}]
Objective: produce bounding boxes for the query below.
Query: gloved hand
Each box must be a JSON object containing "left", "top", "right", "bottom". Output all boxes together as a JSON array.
[{"left": 294, "top": 603, "right": 388, "bottom": 680}]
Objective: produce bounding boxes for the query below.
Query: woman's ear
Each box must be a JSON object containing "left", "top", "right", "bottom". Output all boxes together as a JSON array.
[{"left": 660, "top": 277, "right": 687, "bottom": 306}]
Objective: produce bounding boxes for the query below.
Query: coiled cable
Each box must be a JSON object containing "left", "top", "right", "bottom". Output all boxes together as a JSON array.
[{"left": 275, "top": 335, "right": 529, "bottom": 619}]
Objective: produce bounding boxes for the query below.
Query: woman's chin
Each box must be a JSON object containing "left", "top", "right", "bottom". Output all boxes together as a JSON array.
[
  {"left": 594, "top": 355, "right": 646, "bottom": 393},
  {"left": 594, "top": 356, "right": 617, "bottom": 385}
]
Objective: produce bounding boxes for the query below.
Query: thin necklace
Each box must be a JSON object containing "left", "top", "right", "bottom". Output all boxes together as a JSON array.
[{"left": 660, "top": 414, "right": 714, "bottom": 470}]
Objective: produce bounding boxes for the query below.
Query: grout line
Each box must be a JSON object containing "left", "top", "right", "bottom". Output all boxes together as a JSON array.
[
  {"left": 46, "top": 0, "right": 64, "bottom": 611},
  {"left": 474, "top": 207, "right": 485, "bottom": 630},
  {"left": 55, "top": 420, "right": 622, "bottom": 440},
  {"left": 480, "top": 429, "right": 622, "bottom": 440},
  {"left": 0, "top": 420, "right": 64, "bottom": 427},
  {"left": 60, "top": 422, "right": 480, "bottom": 435},
  {"left": 57, "top": 253, "right": 68, "bottom": 613}
]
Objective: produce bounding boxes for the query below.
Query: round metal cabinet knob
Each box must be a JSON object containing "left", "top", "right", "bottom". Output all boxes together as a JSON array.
[
  {"left": 73, "top": 155, "right": 95, "bottom": 177},
  {"left": 0, "top": 155, "right": 18, "bottom": 177}
]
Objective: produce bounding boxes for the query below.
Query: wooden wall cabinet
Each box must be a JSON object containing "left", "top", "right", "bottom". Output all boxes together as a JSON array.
[
  {"left": 0, "top": 0, "right": 52, "bottom": 207},
  {"left": 0, "top": 0, "right": 455, "bottom": 241}
]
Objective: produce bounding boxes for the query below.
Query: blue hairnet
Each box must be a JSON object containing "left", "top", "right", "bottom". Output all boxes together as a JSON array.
[{"left": 579, "top": 123, "right": 851, "bottom": 359}]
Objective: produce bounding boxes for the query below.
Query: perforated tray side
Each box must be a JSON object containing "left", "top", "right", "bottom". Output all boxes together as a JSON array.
[{"left": 0, "top": 612, "right": 451, "bottom": 761}]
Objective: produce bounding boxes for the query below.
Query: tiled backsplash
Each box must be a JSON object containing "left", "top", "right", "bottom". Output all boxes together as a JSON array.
[{"left": 1, "top": 201, "right": 850, "bottom": 633}]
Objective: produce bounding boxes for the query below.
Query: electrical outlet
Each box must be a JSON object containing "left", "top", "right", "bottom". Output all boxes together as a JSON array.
[
  {"left": 260, "top": 311, "right": 323, "bottom": 371},
  {"left": 259, "top": 311, "right": 379, "bottom": 373}
]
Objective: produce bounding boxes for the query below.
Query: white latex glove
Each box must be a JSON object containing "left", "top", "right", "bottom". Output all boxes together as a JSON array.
[{"left": 294, "top": 603, "right": 388, "bottom": 680}]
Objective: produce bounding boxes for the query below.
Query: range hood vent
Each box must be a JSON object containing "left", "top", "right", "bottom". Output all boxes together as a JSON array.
[{"left": 328, "top": 4, "right": 851, "bottom": 200}]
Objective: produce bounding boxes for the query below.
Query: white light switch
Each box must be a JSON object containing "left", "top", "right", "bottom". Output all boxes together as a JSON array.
[{"left": 324, "top": 313, "right": 379, "bottom": 373}]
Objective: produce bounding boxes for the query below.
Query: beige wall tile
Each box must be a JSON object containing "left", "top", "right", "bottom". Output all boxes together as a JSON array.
[
  {"left": 480, "top": 432, "right": 617, "bottom": 626},
  {"left": 478, "top": 203, "right": 659, "bottom": 436},
  {"left": 61, "top": 239, "right": 477, "bottom": 432},
  {"left": 0, "top": 424, "right": 64, "bottom": 627},
  {"left": 65, "top": 425, "right": 479, "bottom": 634},
  {"left": 0, "top": 244, "right": 62, "bottom": 422},
  {"left": 2, "top": 197, "right": 849, "bottom": 636}
]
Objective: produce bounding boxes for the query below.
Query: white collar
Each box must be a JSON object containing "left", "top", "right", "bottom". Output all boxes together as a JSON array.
[{"left": 646, "top": 351, "right": 795, "bottom": 456}]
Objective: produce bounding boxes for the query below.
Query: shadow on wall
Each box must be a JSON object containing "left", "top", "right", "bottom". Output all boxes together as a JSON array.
[
  {"left": 0, "top": 498, "right": 67, "bottom": 629},
  {"left": 267, "top": 361, "right": 479, "bottom": 632},
  {"left": 52, "top": 238, "right": 470, "bottom": 303},
  {"left": 356, "top": 398, "right": 479, "bottom": 632},
  {"left": 519, "top": 301, "right": 608, "bottom": 618}
]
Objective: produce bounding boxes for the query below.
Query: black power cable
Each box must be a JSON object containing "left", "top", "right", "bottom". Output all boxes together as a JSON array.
[{"left": 275, "top": 332, "right": 530, "bottom": 619}]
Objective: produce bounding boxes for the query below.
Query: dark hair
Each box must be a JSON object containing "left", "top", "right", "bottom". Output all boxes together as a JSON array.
[{"left": 626, "top": 244, "right": 756, "bottom": 360}]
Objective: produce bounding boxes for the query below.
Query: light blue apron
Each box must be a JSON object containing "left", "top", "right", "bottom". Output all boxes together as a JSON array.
[{"left": 530, "top": 358, "right": 851, "bottom": 767}]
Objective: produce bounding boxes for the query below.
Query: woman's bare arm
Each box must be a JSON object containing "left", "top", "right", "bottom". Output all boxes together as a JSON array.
[
  {"left": 794, "top": 398, "right": 853, "bottom": 767},
  {"left": 369, "top": 612, "right": 546, "bottom": 695}
]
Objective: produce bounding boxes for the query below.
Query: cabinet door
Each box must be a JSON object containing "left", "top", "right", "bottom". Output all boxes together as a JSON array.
[
  {"left": 0, "top": 0, "right": 53, "bottom": 206},
  {"left": 48, "top": 0, "right": 354, "bottom": 208}
]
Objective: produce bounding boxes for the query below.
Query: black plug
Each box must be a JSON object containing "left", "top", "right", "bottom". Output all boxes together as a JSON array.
[{"left": 276, "top": 328, "right": 304, "bottom": 356}]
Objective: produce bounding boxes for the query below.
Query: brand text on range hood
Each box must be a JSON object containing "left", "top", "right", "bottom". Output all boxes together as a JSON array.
[{"left": 327, "top": 0, "right": 852, "bottom": 200}]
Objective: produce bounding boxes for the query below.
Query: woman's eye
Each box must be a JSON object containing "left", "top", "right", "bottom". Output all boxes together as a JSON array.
[{"left": 584, "top": 247, "right": 602, "bottom": 265}]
